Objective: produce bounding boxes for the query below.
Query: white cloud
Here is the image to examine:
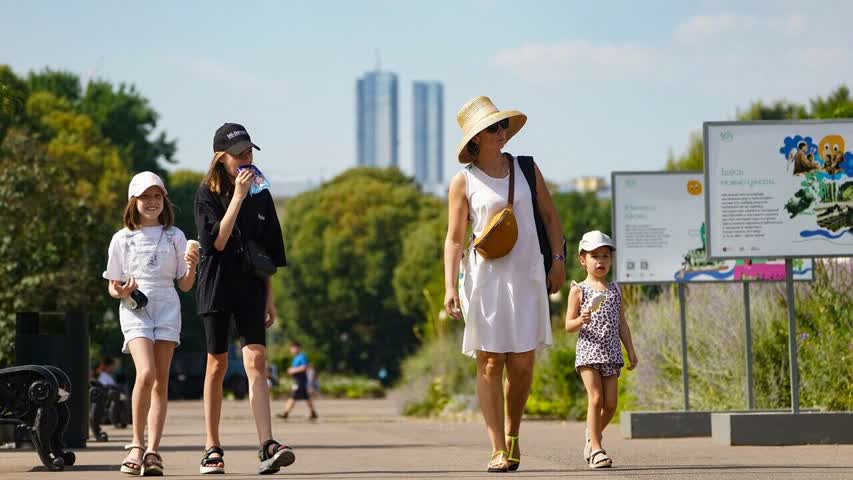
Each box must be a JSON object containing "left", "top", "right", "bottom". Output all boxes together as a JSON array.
[
  {"left": 492, "top": 40, "right": 659, "bottom": 81},
  {"left": 674, "top": 13, "right": 806, "bottom": 42}
]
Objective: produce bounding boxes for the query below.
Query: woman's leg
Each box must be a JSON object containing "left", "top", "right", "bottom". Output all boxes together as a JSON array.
[
  {"left": 504, "top": 350, "right": 535, "bottom": 437},
  {"left": 127, "top": 338, "right": 157, "bottom": 449},
  {"left": 146, "top": 340, "right": 176, "bottom": 452},
  {"left": 475, "top": 351, "right": 507, "bottom": 454},
  {"left": 599, "top": 374, "right": 619, "bottom": 431},
  {"left": 578, "top": 367, "right": 605, "bottom": 451},
  {"left": 204, "top": 352, "right": 228, "bottom": 452},
  {"left": 243, "top": 344, "right": 274, "bottom": 445}
]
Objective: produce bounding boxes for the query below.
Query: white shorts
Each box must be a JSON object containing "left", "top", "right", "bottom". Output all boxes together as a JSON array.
[{"left": 119, "top": 286, "right": 181, "bottom": 353}]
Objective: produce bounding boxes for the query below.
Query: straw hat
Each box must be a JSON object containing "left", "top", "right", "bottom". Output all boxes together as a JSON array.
[{"left": 456, "top": 96, "right": 527, "bottom": 163}]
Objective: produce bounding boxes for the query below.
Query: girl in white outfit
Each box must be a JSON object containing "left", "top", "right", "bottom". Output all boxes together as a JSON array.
[
  {"left": 103, "top": 171, "right": 200, "bottom": 476},
  {"left": 444, "top": 97, "right": 566, "bottom": 473}
]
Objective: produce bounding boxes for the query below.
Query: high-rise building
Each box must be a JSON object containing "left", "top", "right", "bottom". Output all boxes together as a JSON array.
[
  {"left": 413, "top": 81, "right": 443, "bottom": 191},
  {"left": 356, "top": 70, "right": 398, "bottom": 168}
]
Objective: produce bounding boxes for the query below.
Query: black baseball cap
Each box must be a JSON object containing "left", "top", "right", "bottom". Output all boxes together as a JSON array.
[{"left": 213, "top": 123, "right": 261, "bottom": 155}]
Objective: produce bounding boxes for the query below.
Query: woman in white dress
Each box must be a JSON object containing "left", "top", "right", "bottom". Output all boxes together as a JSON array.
[{"left": 444, "top": 96, "right": 566, "bottom": 472}]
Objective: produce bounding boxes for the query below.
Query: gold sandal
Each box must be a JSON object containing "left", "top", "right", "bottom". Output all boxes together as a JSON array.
[
  {"left": 487, "top": 450, "right": 509, "bottom": 473},
  {"left": 506, "top": 435, "right": 520, "bottom": 471}
]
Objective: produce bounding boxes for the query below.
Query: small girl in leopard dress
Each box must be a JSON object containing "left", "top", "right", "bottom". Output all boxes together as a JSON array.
[{"left": 565, "top": 230, "right": 638, "bottom": 469}]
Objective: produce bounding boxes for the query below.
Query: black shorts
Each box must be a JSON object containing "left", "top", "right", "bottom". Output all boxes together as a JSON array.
[
  {"left": 201, "top": 283, "right": 267, "bottom": 354},
  {"left": 292, "top": 380, "right": 309, "bottom": 400}
]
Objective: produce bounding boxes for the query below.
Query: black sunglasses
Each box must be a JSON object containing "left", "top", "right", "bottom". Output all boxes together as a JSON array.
[{"left": 483, "top": 118, "right": 510, "bottom": 133}]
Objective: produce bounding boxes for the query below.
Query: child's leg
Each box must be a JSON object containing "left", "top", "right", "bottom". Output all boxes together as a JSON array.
[
  {"left": 204, "top": 352, "right": 228, "bottom": 451},
  {"left": 599, "top": 374, "right": 619, "bottom": 431},
  {"left": 243, "top": 344, "right": 274, "bottom": 445},
  {"left": 578, "top": 367, "right": 605, "bottom": 451},
  {"left": 127, "top": 338, "right": 157, "bottom": 448},
  {"left": 146, "top": 340, "right": 176, "bottom": 452}
]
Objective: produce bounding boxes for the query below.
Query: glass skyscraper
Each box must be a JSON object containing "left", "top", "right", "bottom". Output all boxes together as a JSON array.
[
  {"left": 413, "top": 81, "right": 443, "bottom": 190},
  {"left": 356, "top": 71, "right": 399, "bottom": 168}
]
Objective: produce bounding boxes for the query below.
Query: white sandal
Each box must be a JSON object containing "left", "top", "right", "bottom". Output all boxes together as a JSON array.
[
  {"left": 121, "top": 444, "right": 145, "bottom": 475},
  {"left": 589, "top": 449, "right": 612, "bottom": 469}
]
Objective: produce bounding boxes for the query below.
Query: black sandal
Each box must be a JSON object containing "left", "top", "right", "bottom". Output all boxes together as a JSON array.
[
  {"left": 142, "top": 451, "right": 164, "bottom": 476},
  {"left": 200, "top": 446, "right": 225, "bottom": 474},
  {"left": 258, "top": 439, "right": 295, "bottom": 475}
]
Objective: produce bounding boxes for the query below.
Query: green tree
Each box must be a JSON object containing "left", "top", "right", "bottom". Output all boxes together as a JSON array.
[
  {"left": 667, "top": 86, "right": 853, "bottom": 171},
  {"left": 665, "top": 133, "right": 704, "bottom": 172},
  {"left": 552, "top": 191, "right": 612, "bottom": 282},
  {"left": 0, "top": 66, "right": 27, "bottom": 136},
  {"left": 25, "top": 67, "right": 176, "bottom": 176},
  {"left": 276, "top": 167, "right": 436, "bottom": 380},
  {"left": 392, "top": 211, "right": 447, "bottom": 339},
  {"left": 0, "top": 65, "right": 182, "bottom": 364},
  {"left": 0, "top": 129, "right": 125, "bottom": 365}
]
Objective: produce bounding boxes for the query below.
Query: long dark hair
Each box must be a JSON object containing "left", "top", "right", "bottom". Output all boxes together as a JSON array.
[{"left": 202, "top": 151, "right": 234, "bottom": 195}]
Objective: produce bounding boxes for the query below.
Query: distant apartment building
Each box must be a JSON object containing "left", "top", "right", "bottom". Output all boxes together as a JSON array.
[
  {"left": 412, "top": 81, "right": 443, "bottom": 193},
  {"left": 356, "top": 70, "right": 399, "bottom": 168}
]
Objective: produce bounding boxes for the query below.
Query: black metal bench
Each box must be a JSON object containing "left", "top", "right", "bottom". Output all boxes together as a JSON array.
[
  {"left": 0, "top": 365, "right": 76, "bottom": 471},
  {"left": 89, "top": 381, "right": 131, "bottom": 442}
]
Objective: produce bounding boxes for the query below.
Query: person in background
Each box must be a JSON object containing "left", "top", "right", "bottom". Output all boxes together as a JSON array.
[
  {"left": 277, "top": 341, "right": 318, "bottom": 421},
  {"left": 97, "top": 355, "right": 118, "bottom": 386}
]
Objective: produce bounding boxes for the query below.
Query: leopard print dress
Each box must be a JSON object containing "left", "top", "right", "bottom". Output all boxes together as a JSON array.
[{"left": 574, "top": 281, "right": 624, "bottom": 377}]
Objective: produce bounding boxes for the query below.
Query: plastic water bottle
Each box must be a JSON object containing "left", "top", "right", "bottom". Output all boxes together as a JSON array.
[{"left": 237, "top": 165, "right": 271, "bottom": 195}]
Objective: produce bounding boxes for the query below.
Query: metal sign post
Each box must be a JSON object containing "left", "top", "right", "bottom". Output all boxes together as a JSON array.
[
  {"left": 743, "top": 282, "right": 755, "bottom": 410},
  {"left": 785, "top": 258, "right": 800, "bottom": 413},
  {"left": 678, "top": 283, "right": 690, "bottom": 411}
]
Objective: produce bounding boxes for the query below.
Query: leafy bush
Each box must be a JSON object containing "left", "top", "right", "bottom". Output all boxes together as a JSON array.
[
  {"left": 630, "top": 260, "right": 852, "bottom": 411},
  {"left": 319, "top": 374, "right": 385, "bottom": 399},
  {"left": 525, "top": 333, "right": 586, "bottom": 419},
  {"left": 791, "top": 259, "right": 852, "bottom": 410},
  {"left": 397, "top": 328, "right": 477, "bottom": 417}
]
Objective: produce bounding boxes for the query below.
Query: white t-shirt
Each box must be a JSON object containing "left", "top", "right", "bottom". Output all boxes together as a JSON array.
[{"left": 103, "top": 226, "right": 189, "bottom": 285}]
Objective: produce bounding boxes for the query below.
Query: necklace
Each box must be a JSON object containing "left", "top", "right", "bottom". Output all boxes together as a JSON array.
[{"left": 146, "top": 228, "right": 166, "bottom": 268}]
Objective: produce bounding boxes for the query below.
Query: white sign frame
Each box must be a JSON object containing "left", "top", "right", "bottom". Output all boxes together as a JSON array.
[
  {"left": 612, "top": 171, "right": 813, "bottom": 284},
  {"left": 704, "top": 120, "right": 853, "bottom": 260}
]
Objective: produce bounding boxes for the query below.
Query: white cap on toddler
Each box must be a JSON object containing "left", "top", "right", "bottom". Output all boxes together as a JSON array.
[
  {"left": 128, "top": 171, "right": 167, "bottom": 200},
  {"left": 578, "top": 230, "right": 615, "bottom": 254}
]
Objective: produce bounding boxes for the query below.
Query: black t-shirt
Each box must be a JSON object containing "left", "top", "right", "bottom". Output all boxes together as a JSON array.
[{"left": 194, "top": 184, "right": 287, "bottom": 314}]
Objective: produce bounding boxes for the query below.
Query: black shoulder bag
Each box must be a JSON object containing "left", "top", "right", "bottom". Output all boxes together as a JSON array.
[
  {"left": 517, "top": 155, "right": 566, "bottom": 275},
  {"left": 217, "top": 194, "right": 277, "bottom": 278}
]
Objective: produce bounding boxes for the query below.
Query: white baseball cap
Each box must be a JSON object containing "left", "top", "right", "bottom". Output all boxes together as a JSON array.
[
  {"left": 128, "top": 171, "right": 167, "bottom": 200},
  {"left": 578, "top": 230, "right": 615, "bottom": 254}
]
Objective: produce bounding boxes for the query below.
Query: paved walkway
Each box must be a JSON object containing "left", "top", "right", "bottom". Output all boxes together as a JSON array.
[{"left": 1, "top": 396, "right": 852, "bottom": 479}]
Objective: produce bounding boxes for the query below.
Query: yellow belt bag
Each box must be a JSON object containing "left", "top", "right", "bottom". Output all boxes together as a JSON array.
[{"left": 472, "top": 155, "right": 518, "bottom": 259}]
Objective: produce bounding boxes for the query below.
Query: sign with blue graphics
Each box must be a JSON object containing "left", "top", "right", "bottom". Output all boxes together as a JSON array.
[
  {"left": 705, "top": 121, "right": 853, "bottom": 259},
  {"left": 612, "top": 172, "right": 813, "bottom": 284}
]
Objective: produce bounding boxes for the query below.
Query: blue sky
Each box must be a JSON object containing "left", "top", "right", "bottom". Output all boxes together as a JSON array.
[{"left": 6, "top": 0, "right": 853, "bottom": 189}]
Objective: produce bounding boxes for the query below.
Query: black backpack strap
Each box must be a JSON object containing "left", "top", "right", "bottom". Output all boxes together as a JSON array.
[
  {"left": 517, "top": 155, "right": 568, "bottom": 275},
  {"left": 517, "top": 156, "right": 552, "bottom": 274},
  {"left": 517, "top": 156, "right": 537, "bottom": 198}
]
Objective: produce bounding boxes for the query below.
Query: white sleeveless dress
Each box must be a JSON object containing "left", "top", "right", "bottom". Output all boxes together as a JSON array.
[{"left": 459, "top": 158, "right": 552, "bottom": 357}]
